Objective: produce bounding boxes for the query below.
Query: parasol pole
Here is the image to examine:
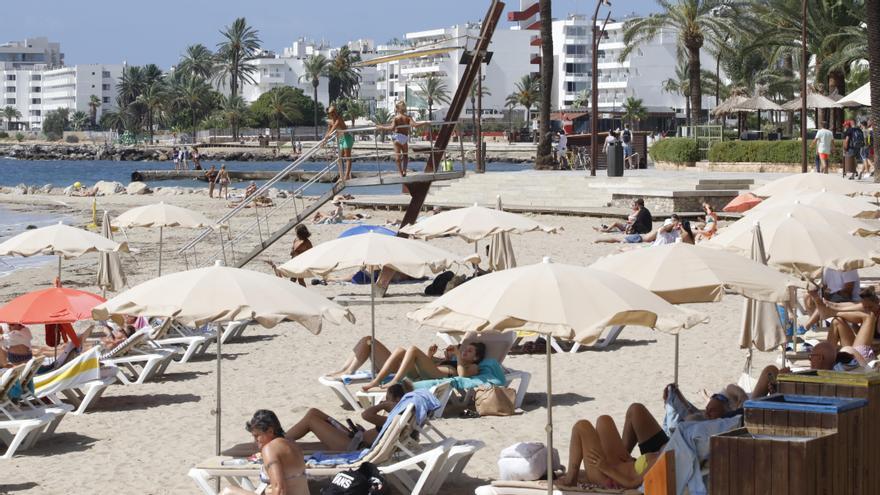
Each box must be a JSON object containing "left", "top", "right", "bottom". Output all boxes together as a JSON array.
[
  {"left": 674, "top": 333, "right": 680, "bottom": 385},
  {"left": 545, "top": 335, "right": 554, "bottom": 495},
  {"left": 370, "top": 266, "right": 376, "bottom": 375},
  {"left": 216, "top": 321, "right": 222, "bottom": 455},
  {"left": 57, "top": 255, "right": 62, "bottom": 282},
  {"left": 158, "top": 226, "right": 164, "bottom": 277}
]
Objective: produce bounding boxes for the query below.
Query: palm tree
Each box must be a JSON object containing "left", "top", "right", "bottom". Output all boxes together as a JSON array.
[
  {"left": 215, "top": 17, "right": 260, "bottom": 138},
  {"left": 172, "top": 75, "right": 215, "bottom": 141},
  {"left": 99, "top": 97, "right": 132, "bottom": 132},
  {"left": 70, "top": 111, "right": 89, "bottom": 131},
  {"left": 572, "top": 89, "right": 590, "bottom": 109},
  {"left": 663, "top": 57, "right": 722, "bottom": 130},
  {"left": 623, "top": 0, "right": 742, "bottom": 126},
  {"left": 536, "top": 0, "right": 554, "bottom": 168},
  {"left": 119, "top": 65, "right": 146, "bottom": 106},
  {"left": 2, "top": 106, "right": 22, "bottom": 130},
  {"left": 264, "top": 89, "right": 301, "bottom": 140},
  {"left": 300, "top": 54, "right": 331, "bottom": 140},
  {"left": 329, "top": 46, "right": 362, "bottom": 103},
  {"left": 218, "top": 95, "right": 249, "bottom": 138},
  {"left": 88, "top": 95, "right": 101, "bottom": 129},
  {"left": 372, "top": 108, "right": 392, "bottom": 141},
  {"left": 511, "top": 74, "right": 540, "bottom": 122},
  {"left": 867, "top": 0, "right": 880, "bottom": 181},
  {"left": 417, "top": 73, "right": 451, "bottom": 122},
  {"left": 136, "top": 80, "right": 165, "bottom": 143},
  {"left": 621, "top": 97, "right": 647, "bottom": 129},
  {"left": 504, "top": 94, "right": 518, "bottom": 133},
  {"left": 179, "top": 44, "right": 216, "bottom": 80},
  {"left": 336, "top": 97, "right": 366, "bottom": 126}
]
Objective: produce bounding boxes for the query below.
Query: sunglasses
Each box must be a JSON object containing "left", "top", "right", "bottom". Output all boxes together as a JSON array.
[{"left": 710, "top": 393, "right": 729, "bottom": 404}]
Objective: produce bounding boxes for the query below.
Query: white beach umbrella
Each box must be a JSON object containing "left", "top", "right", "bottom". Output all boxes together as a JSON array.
[
  {"left": 837, "top": 82, "right": 871, "bottom": 107},
  {"left": 400, "top": 203, "right": 560, "bottom": 242},
  {"left": 96, "top": 211, "right": 126, "bottom": 297},
  {"left": 92, "top": 262, "right": 354, "bottom": 454},
  {"left": 707, "top": 215, "right": 880, "bottom": 279},
  {"left": 114, "top": 202, "right": 212, "bottom": 276},
  {"left": 752, "top": 172, "right": 880, "bottom": 198},
  {"left": 278, "top": 232, "right": 475, "bottom": 372},
  {"left": 738, "top": 203, "right": 880, "bottom": 237},
  {"left": 0, "top": 221, "right": 129, "bottom": 280},
  {"left": 408, "top": 258, "right": 704, "bottom": 495},
  {"left": 748, "top": 190, "right": 880, "bottom": 219}
]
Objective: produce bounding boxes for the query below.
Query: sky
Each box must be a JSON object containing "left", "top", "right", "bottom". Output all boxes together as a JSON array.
[{"left": 5, "top": 0, "right": 660, "bottom": 67}]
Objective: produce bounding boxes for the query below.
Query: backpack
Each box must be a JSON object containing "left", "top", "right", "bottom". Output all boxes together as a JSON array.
[
  {"left": 321, "top": 462, "right": 389, "bottom": 495},
  {"left": 622, "top": 129, "right": 632, "bottom": 144},
  {"left": 851, "top": 127, "right": 865, "bottom": 149}
]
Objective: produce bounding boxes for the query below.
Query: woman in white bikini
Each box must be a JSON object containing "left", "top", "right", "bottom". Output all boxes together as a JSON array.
[
  {"left": 382, "top": 101, "right": 426, "bottom": 177},
  {"left": 217, "top": 164, "right": 231, "bottom": 200},
  {"left": 221, "top": 410, "right": 309, "bottom": 495}
]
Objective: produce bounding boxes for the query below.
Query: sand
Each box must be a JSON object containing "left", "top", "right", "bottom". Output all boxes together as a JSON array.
[{"left": 0, "top": 189, "right": 778, "bottom": 494}]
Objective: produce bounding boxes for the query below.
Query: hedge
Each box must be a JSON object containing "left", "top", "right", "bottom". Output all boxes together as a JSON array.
[
  {"left": 707, "top": 139, "right": 845, "bottom": 163},
  {"left": 648, "top": 137, "right": 700, "bottom": 163}
]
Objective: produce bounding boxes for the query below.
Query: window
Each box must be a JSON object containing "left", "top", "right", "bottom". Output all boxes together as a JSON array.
[
  {"left": 31, "top": 74, "right": 41, "bottom": 81},
  {"left": 91, "top": 84, "right": 95, "bottom": 88},
  {"left": 31, "top": 87, "right": 40, "bottom": 93},
  {"left": 102, "top": 96, "right": 110, "bottom": 103},
  {"left": 565, "top": 45, "right": 588, "bottom": 56},
  {"left": 5, "top": 75, "right": 15, "bottom": 81},
  {"left": 564, "top": 26, "right": 589, "bottom": 37},
  {"left": 566, "top": 81, "right": 588, "bottom": 92},
  {"left": 102, "top": 84, "right": 110, "bottom": 91},
  {"left": 102, "top": 71, "right": 110, "bottom": 78},
  {"left": 29, "top": 109, "right": 40, "bottom": 116},
  {"left": 565, "top": 63, "right": 590, "bottom": 74},
  {"left": 91, "top": 72, "right": 95, "bottom": 75},
  {"left": 30, "top": 98, "right": 40, "bottom": 104},
  {"left": 5, "top": 86, "right": 14, "bottom": 93},
  {"left": 5, "top": 98, "right": 14, "bottom": 104}
]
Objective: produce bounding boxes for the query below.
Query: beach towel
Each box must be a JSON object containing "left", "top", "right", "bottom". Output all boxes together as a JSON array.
[
  {"left": 662, "top": 415, "right": 742, "bottom": 495},
  {"left": 412, "top": 358, "right": 507, "bottom": 392},
  {"left": 34, "top": 346, "right": 101, "bottom": 398},
  {"left": 306, "top": 448, "right": 371, "bottom": 467}
]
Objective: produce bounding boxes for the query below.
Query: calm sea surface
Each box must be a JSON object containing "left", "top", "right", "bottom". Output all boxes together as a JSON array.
[{"left": 0, "top": 159, "right": 530, "bottom": 196}]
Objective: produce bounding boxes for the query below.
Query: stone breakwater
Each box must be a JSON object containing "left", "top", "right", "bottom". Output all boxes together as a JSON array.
[{"left": 0, "top": 143, "right": 535, "bottom": 163}]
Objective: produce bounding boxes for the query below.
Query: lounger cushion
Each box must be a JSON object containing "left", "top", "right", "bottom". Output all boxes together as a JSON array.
[{"left": 413, "top": 358, "right": 506, "bottom": 391}]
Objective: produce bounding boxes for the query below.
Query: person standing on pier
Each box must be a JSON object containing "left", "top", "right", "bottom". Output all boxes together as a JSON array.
[
  {"left": 172, "top": 147, "right": 180, "bottom": 170},
  {"left": 205, "top": 164, "right": 218, "bottom": 199},
  {"left": 382, "top": 101, "right": 428, "bottom": 177},
  {"left": 324, "top": 105, "right": 353, "bottom": 181}
]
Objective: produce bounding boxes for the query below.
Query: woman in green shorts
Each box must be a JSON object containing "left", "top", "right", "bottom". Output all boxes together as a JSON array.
[{"left": 325, "top": 105, "right": 354, "bottom": 181}]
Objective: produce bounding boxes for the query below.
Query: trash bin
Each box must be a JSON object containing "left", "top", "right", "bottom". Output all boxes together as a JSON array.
[
  {"left": 711, "top": 394, "right": 868, "bottom": 495},
  {"left": 777, "top": 371, "right": 880, "bottom": 494},
  {"left": 606, "top": 141, "right": 624, "bottom": 177}
]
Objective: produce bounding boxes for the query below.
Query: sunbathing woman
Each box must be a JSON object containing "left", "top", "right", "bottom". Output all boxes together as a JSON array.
[
  {"left": 221, "top": 410, "right": 309, "bottom": 495},
  {"left": 694, "top": 202, "right": 718, "bottom": 241},
  {"left": 361, "top": 341, "right": 486, "bottom": 391},
  {"left": 285, "top": 383, "right": 408, "bottom": 451}
]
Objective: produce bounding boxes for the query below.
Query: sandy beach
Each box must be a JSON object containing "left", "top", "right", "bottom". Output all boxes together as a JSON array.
[{"left": 0, "top": 189, "right": 778, "bottom": 494}]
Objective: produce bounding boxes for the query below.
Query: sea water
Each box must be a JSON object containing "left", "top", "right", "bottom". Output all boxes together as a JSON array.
[
  {"left": 0, "top": 158, "right": 530, "bottom": 195},
  {"left": 0, "top": 205, "right": 69, "bottom": 277}
]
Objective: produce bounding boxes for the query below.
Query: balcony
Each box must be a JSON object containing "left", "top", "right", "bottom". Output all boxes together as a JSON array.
[
  {"left": 530, "top": 54, "right": 541, "bottom": 65},
  {"left": 530, "top": 36, "right": 542, "bottom": 47},
  {"left": 507, "top": 2, "right": 538, "bottom": 21},
  {"left": 597, "top": 80, "right": 628, "bottom": 90},
  {"left": 401, "top": 65, "right": 441, "bottom": 76}
]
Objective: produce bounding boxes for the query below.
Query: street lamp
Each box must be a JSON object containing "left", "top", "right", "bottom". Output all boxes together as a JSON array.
[{"left": 591, "top": 0, "right": 612, "bottom": 177}]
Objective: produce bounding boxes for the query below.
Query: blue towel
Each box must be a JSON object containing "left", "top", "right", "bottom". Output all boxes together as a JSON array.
[
  {"left": 662, "top": 415, "right": 743, "bottom": 495},
  {"left": 413, "top": 358, "right": 507, "bottom": 392},
  {"left": 306, "top": 448, "right": 370, "bottom": 467}
]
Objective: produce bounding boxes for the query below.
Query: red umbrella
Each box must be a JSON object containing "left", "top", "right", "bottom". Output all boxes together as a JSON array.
[
  {"left": 0, "top": 280, "right": 105, "bottom": 346},
  {"left": 723, "top": 192, "right": 763, "bottom": 213}
]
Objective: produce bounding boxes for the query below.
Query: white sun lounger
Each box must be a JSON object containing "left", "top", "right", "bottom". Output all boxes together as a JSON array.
[
  {"left": 34, "top": 347, "right": 118, "bottom": 415},
  {"left": 100, "top": 329, "right": 176, "bottom": 385},
  {"left": 146, "top": 319, "right": 215, "bottom": 364},
  {"left": 0, "top": 364, "right": 70, "bottom": 458}
]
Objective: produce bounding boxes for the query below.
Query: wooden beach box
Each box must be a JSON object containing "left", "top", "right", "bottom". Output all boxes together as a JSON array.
[
  {"left": 777, "top": 370, "right": 880, "bottom": 494},
  {"left": 712, "top": 394, "right": 866, "bottom": 495}
]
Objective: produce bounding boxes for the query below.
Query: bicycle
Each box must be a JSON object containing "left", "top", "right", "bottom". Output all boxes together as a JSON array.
[{"left": 565, "top": 147, "right": 591, "bottom": 172}]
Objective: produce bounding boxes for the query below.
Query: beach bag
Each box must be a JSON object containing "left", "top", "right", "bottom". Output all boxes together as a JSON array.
[
  {"left": 475, "top": 385, "right": 516, "bottom": 416},
  {"left": 497, "top": 442, "right": 561, "bottom": 481},
  {"left": 852, "top": 127, "right": 866, "bottom": 149},
  {"left": 425, "top": 271, "right": 454, "bottom": 296},
  {"left": 622, "top": 129, "right": 632, "bottom": 143},
  {"left": 321, "top": 462, "right": 389, "bottom": 495}
]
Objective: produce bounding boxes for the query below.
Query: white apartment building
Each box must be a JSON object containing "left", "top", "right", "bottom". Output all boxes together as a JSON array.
[
  {"left": 0, "top": 37, "right": 64, "bottom": 130},
  {"left": 374, "top": 24, "right": 533, "bottom": 120},
  {"left": 41, "top": 64, "right": 122, "bottom": 121}
]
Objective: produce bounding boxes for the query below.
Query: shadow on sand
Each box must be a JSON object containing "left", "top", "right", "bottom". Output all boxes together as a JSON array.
[
  {"left": 90, "top": 392, "right": 201, "bottom": 412},
  {"left": 21, "top": 432, "right": 98, "bottom": 456},
  {"left": 0, "top": 482, "right": 39, "bottom": 492}
]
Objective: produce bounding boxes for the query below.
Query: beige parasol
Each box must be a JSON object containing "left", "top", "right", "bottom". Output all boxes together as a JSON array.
[
  {"left": 408, "top": 257, "right": 704, "bottom": 495},
  {"left": 114, "top": 202, "right": 212, "bottom": 276},
  {"left": 0, "top": 221, "right": 129, "bottom": 280},
  {"left": 837, "top": 82, "right": 870, "bottom": 107},
  {"left": 739, "top": 203, "right": 880, "bottom": 237},
  {"left": 278, "top": 232, "right": 476, "bottom": 372},
  {"left": 707, "top": 214, "right": 880, "bottom": 278},
  {"left": 589, "top": 243, "right": 802, "bottom": 305},
  {"left": 399, "top": 203, "right": 560, "bottom": 242},
  {"left": 749, "top": 190, "right": 880, "bottom": 219},
  {"left": 96, "top": 211, "right": 126, "bottom": 296},
  {"left": 92, "top": 261, "right": 354, "bottom": 454},
  {"left": 488, "top": 196, "right": 518, "bottom": 271},
  {"left": 739, "top": 223, "right": 786, "bottom": 353},
  {"left": 780, "top": 92, "right": 840, "bottom": 111},
  {"left": 752, "top": 172, "right": 880, "bottom": 198}
]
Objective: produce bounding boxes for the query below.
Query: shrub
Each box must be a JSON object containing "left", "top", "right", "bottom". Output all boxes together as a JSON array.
[
  {"left": 0, "top": 131, "right": 8, "bottom": 139},
  {"left": 707, "top": 139, "right": 845, "bottom": 163},
  {"left": 15, "top": 132, "right": 24, "bottom": 142},
  {"left": 649, "top": 137, "right": 700, "bottom": 163},
  {"left": 65, "top": 134, "right": 80, "bottom": 143}
]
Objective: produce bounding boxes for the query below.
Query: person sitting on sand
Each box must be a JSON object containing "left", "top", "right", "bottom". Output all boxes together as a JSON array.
[
  {"left": 288, "top": 225, "right": 313, "bottom": 287},
  {"left": 244, "top": 181, "right": 258, "bottom": 199},
  {"left": 676, "top": 220, "right": 695, "bottom": 245},
  {"left": 312, "top": 197, "right": 368, "bottom": 224},
  {"left": 284, "top": 383, "right": 408, "bottom": 451},
  {"left": 324, "top": 105, "right": 353, "bottom": 181},
  {"left": 594, "top": 199, "right": 651, "bottom": 234},
  {"left": 360, "top": 340, "right": 486, "bottom": 391},
  {"left": 220, "top": 410, "right": 309, "bottom": 495},
  {"left": 693, "top": 202, "right": 718, "bottom": 241},
  {"left": 595, "top": 215, "right": 679, "bottom": 245}
]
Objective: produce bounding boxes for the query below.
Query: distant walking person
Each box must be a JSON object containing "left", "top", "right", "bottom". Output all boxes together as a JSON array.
[
  {"left": 813, "top": 123, "right": 834, "bottom": 174},
  {"left": 217, "top": 164, "right": 230, "bottom": 200},
  {"left": 622, "top": 125, "right": 635, "bottom": 169},
  {"left": 859, "top": 120, "right": 873, "bottom": 179},
  {"left": 178, "top": 147, "right": 189, "bottom": 170},
  {"left": 324, "top": 105, "right": 353, "bottom": 181},
  {"left": 205, "top": 164, "right": 218, "bottom": 199},
  {"left": 382, "top": 101, "right": 426, "bottom": 177},
  {"left": 172, "top": 147, "right": 180, "bottom": 170},
  {"left": 843, "top": 120, "right": 864, "bottom": 180}
]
